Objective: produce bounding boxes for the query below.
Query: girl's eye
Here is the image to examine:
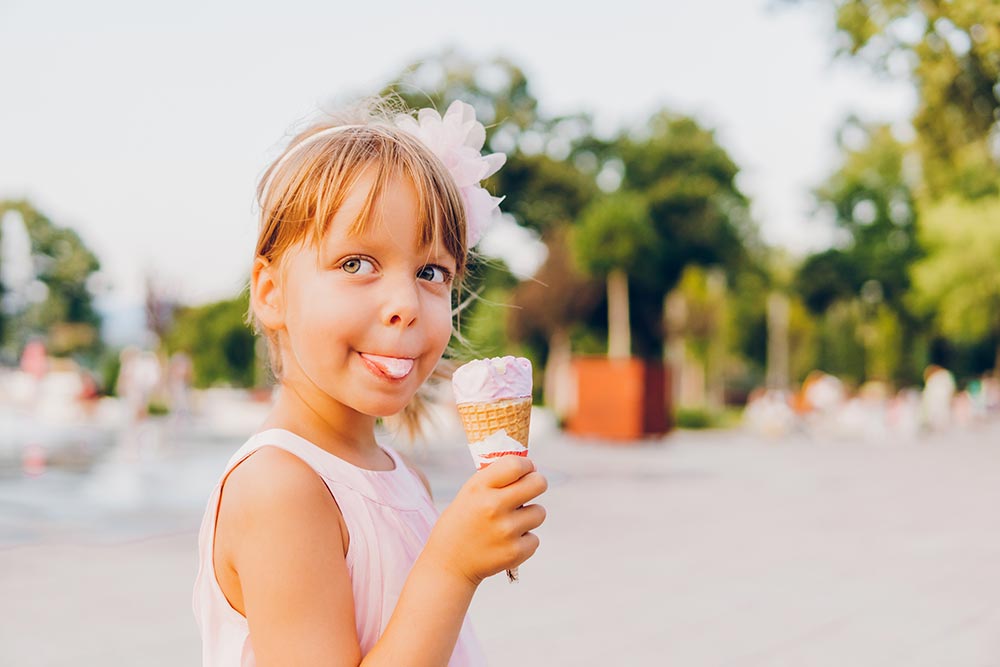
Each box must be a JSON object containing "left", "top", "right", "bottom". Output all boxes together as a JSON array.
[
  {"left": 341, "top": 257, "right": 375, "bottom": 275},
  {"left": 417, "top": 264, "right": 452, "bottom": 284}
]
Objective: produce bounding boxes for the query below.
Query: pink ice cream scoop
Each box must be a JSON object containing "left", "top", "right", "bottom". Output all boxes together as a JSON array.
[{"left": 451, "top": 356, "right": 532, "bottom": 403}]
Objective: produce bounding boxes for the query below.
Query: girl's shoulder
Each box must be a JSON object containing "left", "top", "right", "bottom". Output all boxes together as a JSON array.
[
  {"left": 215, "top": 445, "right": 348, "bottom": 568},
  {"left": 210, "top": 445, "right": 360, "bottom": 661},
  {"left": 222, "top": 445, "right": 338, "bottom": 522},
  {"left": 213, "top": 445, "right": 350, "bottom": 613}
]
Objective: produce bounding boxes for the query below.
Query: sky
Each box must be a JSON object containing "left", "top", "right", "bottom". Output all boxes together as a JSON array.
[{"left": 0, "top": 0, "right": 916, "bottom": 325}]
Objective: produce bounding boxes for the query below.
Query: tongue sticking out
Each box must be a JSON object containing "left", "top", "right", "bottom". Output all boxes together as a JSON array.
[{"left": 360, "top": 353, "right": 415, "bottom": 379}]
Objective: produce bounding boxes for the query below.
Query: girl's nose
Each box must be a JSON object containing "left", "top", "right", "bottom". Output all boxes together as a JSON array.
[{"left": 380, "top": 276, "right": 419, "bottom": 328}]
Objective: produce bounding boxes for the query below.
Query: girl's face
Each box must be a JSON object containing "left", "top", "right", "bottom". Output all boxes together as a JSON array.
[{"left": 269, "top": 171, "right": 457, "bottom": 418}]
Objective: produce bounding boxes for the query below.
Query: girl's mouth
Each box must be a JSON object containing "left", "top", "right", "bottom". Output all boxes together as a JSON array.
[{"left": 358, "top": 352, "right": 415, "bottom": 380}]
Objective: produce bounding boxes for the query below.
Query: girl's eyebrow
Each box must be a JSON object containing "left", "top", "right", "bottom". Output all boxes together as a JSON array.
[{"left": 419, "top": 243, "right": 458, "bottom": 268}]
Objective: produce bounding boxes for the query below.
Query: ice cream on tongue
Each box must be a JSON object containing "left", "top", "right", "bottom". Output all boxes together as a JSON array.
[
  {"left": 360, "top": 353, "right": 414, "bottom": 379},
  {"left": 452, "top": 356, "right": 532, "bottom": 403}
]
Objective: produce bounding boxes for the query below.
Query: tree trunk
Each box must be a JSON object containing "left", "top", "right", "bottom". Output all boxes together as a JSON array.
[
  {"left": 543, "top": 328, "right": 575, "bottom": 420},
  {"left": 607, "top": 269, "right": 630, "bottom": 359},
  {"left": 766, "top": 292, "right": 790, "bottom": 390},
  {"left": 706, "top": 269, "right": 727, "bottom": 409},
  {"left": 664, "top": 291, "right": 687, "bottom": 410}
]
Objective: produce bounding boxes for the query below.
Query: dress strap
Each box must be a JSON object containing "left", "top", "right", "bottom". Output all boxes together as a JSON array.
[{"left": 225, "top": 428, "right": 425, "bottom": 510}]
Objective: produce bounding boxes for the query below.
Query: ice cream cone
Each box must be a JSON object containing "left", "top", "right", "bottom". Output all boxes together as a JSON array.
[
  {"left": 455, "top": 397, "right": 532, "bottom": 449},
  {"left": 452, "top": 357, "right": 534, "bottom": 583},
  {"left": 456, "top": 398, "right": 530, "bottom": 583}
]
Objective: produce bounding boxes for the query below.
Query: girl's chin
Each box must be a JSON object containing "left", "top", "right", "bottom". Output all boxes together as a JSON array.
[{"left": 353, "top": 391, "right": 421, "bottom": 419}]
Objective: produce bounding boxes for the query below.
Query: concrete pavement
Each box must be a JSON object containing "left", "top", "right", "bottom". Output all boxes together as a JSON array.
[{"left": 2, "top": 417, "right": 999, "bottom": 666}]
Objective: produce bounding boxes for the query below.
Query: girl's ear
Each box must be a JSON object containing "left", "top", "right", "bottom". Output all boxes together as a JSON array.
[{"left": 251, "top": 257, "right": 285, "bottom": 331}]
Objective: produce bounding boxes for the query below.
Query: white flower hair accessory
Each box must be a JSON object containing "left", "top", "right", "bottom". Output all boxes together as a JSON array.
[{"left": 394, "top": 101, "right": 506, "bottom": 247}]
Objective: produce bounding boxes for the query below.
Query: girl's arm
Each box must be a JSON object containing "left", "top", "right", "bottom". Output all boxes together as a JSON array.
[
  {"left": 218, "top": 448, "right": 546, "bottom": 667},
  {"left": 217, "top": 446, "right": 362, "bottom": 666},
  {"left": 365, "top": 455, "right": 546, "bottom": 666}
]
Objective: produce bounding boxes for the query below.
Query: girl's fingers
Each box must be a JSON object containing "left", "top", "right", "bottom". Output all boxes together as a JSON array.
[
  {"left": 514, "top": 503, "right": 546, "bottom": 533},
  {"left": 515, "top": 531, "right": 541, "bottom": 564},
  {"left": 478, "top": 455, "right": 535, "bottom": 488},
  {"left": 501, "top": 470, "right": 548, "bottom": 508}
]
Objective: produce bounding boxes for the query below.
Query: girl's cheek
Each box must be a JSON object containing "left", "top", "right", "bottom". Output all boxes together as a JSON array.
[{"left": 431, "top": 303, "right": 454, "bottom": 346}]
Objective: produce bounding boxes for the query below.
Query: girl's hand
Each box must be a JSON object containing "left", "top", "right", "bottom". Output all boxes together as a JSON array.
[{"left": 425, "top": 455, "right": 547, "bottom": 586}]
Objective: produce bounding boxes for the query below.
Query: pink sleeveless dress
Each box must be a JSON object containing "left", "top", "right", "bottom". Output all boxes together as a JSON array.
[{"left": 192, "top": 428, "right": 486, "bottom": 666}]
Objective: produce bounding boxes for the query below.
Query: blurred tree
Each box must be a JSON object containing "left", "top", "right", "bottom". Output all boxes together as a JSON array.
[
  {"left": 910, "top": 196, "right": 1000, "bottom": 375},
  {"left": 726, "top": 268, "right": 770, "bottom": 392},
  {"left": 790, "top": 0, "right": 1000, "bottom": 199},
  {"left": 667, "top": 265, "right": 731, "bottom": 407},
  {"left": 615, "top": 110, "right": 759, "bottom": 358},
  {"left": 573, "top": 191, "right": 655, "bottom": 358},
  {"left": 795, "top": 120, "right": 923, "bottom": 383},
  {"left": 800, "top": 121, "right": 921, "bottom": 308},
  {"left": 621, "top": 112, "right": 757, "bottom": 281},
  {"left": 0, "top": 200, "right": 102, "bottom": 360},
  {"left": 816, "top": 300, "right": 867, "bottom": 386},
  {"left": 164, "top": 292, "right": 255, "bottom": 388}
]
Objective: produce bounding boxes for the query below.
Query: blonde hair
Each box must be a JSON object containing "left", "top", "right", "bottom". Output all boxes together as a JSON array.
[{"left": 248, "top": 99, "right": 470, "bottom": 437}]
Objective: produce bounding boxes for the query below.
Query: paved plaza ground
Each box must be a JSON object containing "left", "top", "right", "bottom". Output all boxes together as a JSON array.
[{"left": 2, "top": 415, "right": 999, "bottom": 666}]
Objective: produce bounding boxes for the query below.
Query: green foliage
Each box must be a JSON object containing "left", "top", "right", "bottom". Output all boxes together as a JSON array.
[
  {"left": 787, "top": 295, "right": 821, "bottom": 384},
  {"left": 675, "top": 406, "right": 742, "bottom": 430},
  {"left": 573, "top": 192, "right": 655, "bottom": 278},
  {"left": 868, "top": 304, "right": 903, "bottom": 381},
  {"left": 619, "top": 112, "right": 757, "bottom": 289},
  {"left": 816, "top": 301, "right": 867, "bottom": 387},
  {"left": 497, "top": 153, "right": 598, "bottom": 236},
  {"left": 675, "top": 407, "right": 715, "bottom": 429},
  {"left": 565, "top": 111, "right": 761, "bottom": 360},
  {"left": 800, "top": 122, "right": 921, "bottom": 312},
  {"left": 776, "top": 0, "right": 1000, "bottom": 382},
  {"left": 727, "top": 269, "right": 769, "bottom": 377},
  {"left": 164, "top": 292, "right": 256, "bottom": 388},
  {"left": 910, "top": 196, "right": 1000, "bottom": 343},
  {"left": 147, "top": 400, "right": 170, "bottom": 416},
  {"left": 797, "top": 0, "right": 1000, "bottom": 199},
  {"left": 99, "top": 347, "right": 122, "bottom": 395},
  {"left": 0, "top": 200, "right": 102, "bottom": 360},
  {"left": 795, "top": 249, "right": 861, "bottom": 314},
  {"left": 794, "top": 121, "right": 926, "bottom": 384}
]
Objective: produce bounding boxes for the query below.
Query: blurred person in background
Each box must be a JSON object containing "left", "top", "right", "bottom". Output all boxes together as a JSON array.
[
  {"left": 922, "top": 364, "right": 956, "bottom": 432},
  {"left": 116, "top": 346, "right": 162, "bottom": 424},
  {"left": 167, "top": 351, "right": 194, "bottom": 423}
]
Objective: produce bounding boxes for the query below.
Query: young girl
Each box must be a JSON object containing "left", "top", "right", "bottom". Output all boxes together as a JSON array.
[{"left": 192, "top": 100, "right": 548, "bottom": 666}]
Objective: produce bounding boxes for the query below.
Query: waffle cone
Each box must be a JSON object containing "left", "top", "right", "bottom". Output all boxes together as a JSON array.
[{"left": 456, "top": 397, "right": 532, "bottom": 448}]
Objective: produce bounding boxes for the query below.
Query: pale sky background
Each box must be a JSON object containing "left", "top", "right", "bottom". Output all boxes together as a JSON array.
[{"left": 0, "top": 0, "right": 915, "bottom": 330}]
